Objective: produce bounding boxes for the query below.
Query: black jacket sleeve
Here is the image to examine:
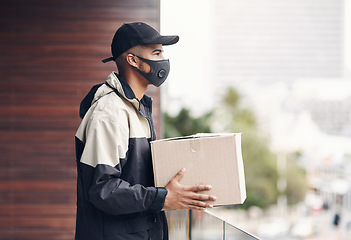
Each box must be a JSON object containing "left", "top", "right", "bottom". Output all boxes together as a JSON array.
[{"left": 78, "top": 117, "right": 167, "bottom": 215}]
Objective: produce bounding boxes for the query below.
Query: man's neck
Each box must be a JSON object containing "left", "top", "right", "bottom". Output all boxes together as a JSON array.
[
  {"left": 119, "top": 71, "right": 148, "bottom": 101},
  {"left": 127, "top": 78, "right": 148, "bottom": 101}
]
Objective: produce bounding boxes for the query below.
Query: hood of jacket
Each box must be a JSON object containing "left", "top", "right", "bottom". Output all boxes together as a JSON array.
[{"left": 79, "top": 72, "right": 142, "bottom": 119}]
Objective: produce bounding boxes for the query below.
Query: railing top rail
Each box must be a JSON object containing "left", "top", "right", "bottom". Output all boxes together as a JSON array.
[{"left": 204, "top": 209, "right": 260, "bottom": 240}]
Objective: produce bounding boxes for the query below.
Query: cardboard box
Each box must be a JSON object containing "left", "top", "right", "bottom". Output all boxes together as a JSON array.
[{"left": 150, "top": 133, "right": 246, "bottom": 207}]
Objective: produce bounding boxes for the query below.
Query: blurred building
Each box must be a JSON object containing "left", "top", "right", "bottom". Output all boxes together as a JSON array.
[
  {"left": 213, "top": 0, "right": 345, "bottom": 87},
  {"left": 210, "top": 0, "right": 351, "bottom": 153},
  {"left": 306, "top": 98, "right": 351, "bottom": 137},
  {"left": 161, "top": 1, "right": 351, "bottom": 238},
  {"left": 161, "top": 0, "right": 348, "bottom": 117}
]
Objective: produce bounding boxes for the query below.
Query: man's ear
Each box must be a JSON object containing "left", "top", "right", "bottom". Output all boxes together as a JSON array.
[{"left": 126, "top": 54, "right": 138, "bottom": 68}]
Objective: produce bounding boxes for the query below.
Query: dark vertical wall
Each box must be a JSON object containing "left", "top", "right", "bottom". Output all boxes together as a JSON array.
[{"left": 0, "top": 1, "right": 161, "bottom": 239}]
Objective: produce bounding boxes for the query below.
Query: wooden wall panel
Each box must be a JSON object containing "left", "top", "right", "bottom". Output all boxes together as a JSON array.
[{"left": 0, "top": 0, "right": 161, "bottom": 239}]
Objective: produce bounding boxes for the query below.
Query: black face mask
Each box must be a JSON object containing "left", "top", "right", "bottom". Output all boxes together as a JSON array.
[{"left": 132, "top": 55, "right": 170, "bottom": 87}]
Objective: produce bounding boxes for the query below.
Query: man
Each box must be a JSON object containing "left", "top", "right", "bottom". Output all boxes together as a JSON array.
[{"left": 75, "top": 22, "right": 216, "bottom": 240}]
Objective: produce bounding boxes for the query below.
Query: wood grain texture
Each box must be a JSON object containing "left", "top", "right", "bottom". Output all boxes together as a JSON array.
[{"left": 0, "top": 0, "right": 161, "bottom": 239}]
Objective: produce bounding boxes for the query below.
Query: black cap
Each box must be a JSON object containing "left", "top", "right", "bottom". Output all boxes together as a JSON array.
[{"left": 102, "top": 22, "right": 179, "bottom": 63}]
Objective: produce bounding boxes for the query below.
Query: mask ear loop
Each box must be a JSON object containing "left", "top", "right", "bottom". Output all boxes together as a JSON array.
[
  {"left": 128, "top": 54, "right": 170, "bottom": 87},
  {"left": 128, "top": 54, "right": 152, "bottom": 73},
  {"left": 128, "top": 54, "right": 153, "bottom": 79},
  {"left": 133, "top": 55, "right": 169, "bottom": 79}
]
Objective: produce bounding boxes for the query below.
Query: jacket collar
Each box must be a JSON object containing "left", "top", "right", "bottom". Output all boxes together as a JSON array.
[{"left": 105, "top": 72, "right": 152, "bottom": 110}]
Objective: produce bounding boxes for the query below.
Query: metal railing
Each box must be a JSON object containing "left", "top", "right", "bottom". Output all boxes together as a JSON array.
[{"left": 166, "top": 209, "right": 260, "bottom": 240}]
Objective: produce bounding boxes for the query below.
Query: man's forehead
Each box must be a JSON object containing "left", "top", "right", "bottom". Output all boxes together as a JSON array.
[
  {"left": 128, "top": 44, "right": 163, "bottom": 55},
  {"left": 142, "top": 44, "right": 163, "bottom": 51}
]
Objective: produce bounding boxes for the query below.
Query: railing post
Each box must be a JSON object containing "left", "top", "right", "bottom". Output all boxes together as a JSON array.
[
  {"left": 188, "top": 209, "right": 192, "bottom": 240},
  {"left": 223, "top": 220, "right": 226, "bottom": 240}
]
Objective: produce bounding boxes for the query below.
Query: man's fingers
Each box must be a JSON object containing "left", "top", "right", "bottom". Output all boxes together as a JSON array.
[
  {"left": 172, "top": 168, "right": 186, "bottom": 182},
  {"left": 178, "top": 198, "right": 212, "bottom": 210},
  {"left": 165, "top": 173, "right": 217, "bottom": 211},
  {"left": 189, "top": 192, "right": 217, "bottom": 201},
  {"left": 191, "top": 199, "right": 214, "bottom": 208},
  {"left": 186, "top": 184, "right": 212, "bottom": 192},
  {"left": 183, "top": 184, "right": 217, "bottom": 201},
  {"left": 188, "top": 200, "right": 214, "bottom": 210},
  {"left": 189, "top": 206, "right": 206, "bottom": 211}
]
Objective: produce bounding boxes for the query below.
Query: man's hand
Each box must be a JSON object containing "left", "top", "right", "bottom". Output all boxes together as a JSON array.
[{"left": 163, "top": 168, "right": 216, "bottom": 211}]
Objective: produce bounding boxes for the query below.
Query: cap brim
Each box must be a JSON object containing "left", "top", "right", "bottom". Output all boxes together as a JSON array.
[{"left": 148, "top": 35, "right": 179, "bottom": 46}]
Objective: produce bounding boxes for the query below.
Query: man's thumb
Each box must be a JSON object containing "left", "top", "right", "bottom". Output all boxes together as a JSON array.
[{"left": 174, "top": 168, "right": 186, "bottom": 182}]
